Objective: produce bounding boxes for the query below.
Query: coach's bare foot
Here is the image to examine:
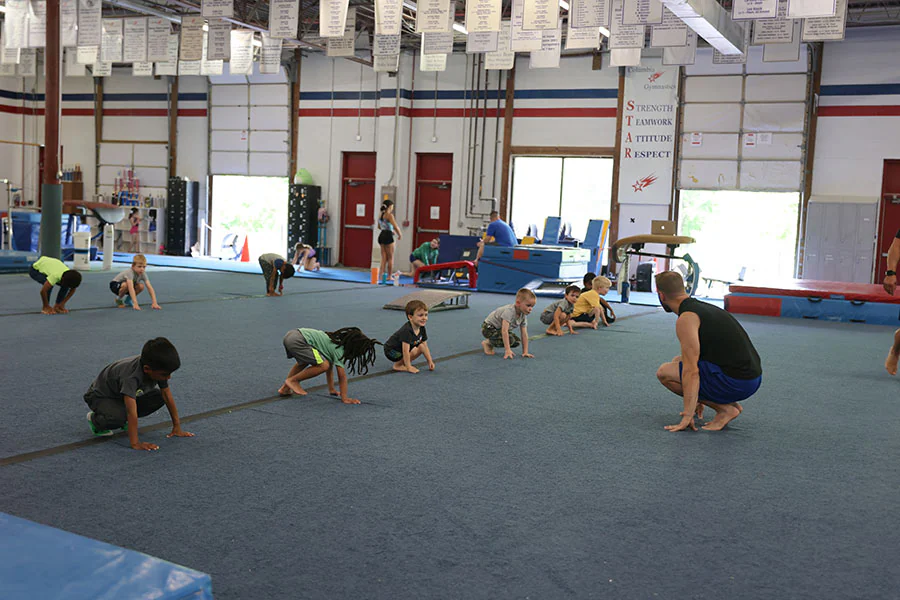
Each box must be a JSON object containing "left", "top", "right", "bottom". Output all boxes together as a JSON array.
[
  {"left": 886, "top": 350, "right": 899, "bottom": 376},
  {"left": 702, "top": 404, "right": 741, "bottom": 431},
  {"left": 285, "top": 380, "right": 308, "bottom": 396},
  {"left": 481, "top": 340, "right": 495, "bottom": 355},
  {"left": 277, "top": 384, "right": 293, "bottom": 396}
]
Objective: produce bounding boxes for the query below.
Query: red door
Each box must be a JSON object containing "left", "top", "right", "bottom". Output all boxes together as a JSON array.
[
  {"left": 413, "top": 153, "right": 453, "bottom": 249},
  {"left": 340, "top": 152, "right": 377, "bottom": 268},
  {"left": 876, "top": 160, "right": 900, "bottom": 278}
]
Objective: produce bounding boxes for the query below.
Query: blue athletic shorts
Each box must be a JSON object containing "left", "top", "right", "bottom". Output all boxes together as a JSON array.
[{"left": 679, "top": 360, "right": 761, "bottom": 404}]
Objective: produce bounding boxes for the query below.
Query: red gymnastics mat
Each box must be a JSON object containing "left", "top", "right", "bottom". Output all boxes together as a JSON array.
[{"left": 729, "top": 280, "right": 900, "bottom": 304}]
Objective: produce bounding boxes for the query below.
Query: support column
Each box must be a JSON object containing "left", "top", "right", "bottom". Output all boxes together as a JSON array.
[
  {"left": 40, "top": 0, "right": 62, "bottom": 259},
  {"left": 290, "top": 49, "right": 301, "bottom": 179},
  {"left": 168, "top": 76, "right": 179, "bottom": 176},
  {"left": 608, "top": 68, "right": 626, "bottom": 274},
  {"left": 498, "top": 64, "right": 515, "bottom": 218}
]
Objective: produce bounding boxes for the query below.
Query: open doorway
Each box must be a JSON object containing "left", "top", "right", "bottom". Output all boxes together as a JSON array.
[
  {"left": 211, "top": 175, "right": 289, "bottom": 259},
  {"left": 677, "top": 190, "right": 799, "bottom": 296}
]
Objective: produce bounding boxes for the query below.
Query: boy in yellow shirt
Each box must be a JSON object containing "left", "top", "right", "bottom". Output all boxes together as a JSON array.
[{"left": 571, "top": 276, "right": 616, "bottom": 329}]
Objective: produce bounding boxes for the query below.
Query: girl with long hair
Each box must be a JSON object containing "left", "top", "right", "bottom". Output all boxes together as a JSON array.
[{"left": 377, "top": 200, "right": 402, "bottom": 284}]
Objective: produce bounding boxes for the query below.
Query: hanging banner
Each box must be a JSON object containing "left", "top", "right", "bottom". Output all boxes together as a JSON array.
[
  {"left": 208, "top": 21, "right": 231, "bottom": 60},
  {"left": 229, "top": 29, "right": 254, "bottom": 74},
  {"left": 650, "top": 7, "right": 688, "bottom": 47},
  {"left": 260, "top": 33, "right": 282, "bottom": 74},
  {"left": 61, "top": 0, "right": 78, "bottom": 47},
  {"left": 178, "top": 58, "right": 201, "bottom": 76},
  {"left": 201, "top": 33, "right": 224, "bottom": 75},
  {"left": 18, "top": 47, "right": 36, "bottom": 76},
  {"left": 610, "top": 0, "right": 645, "bottom": 49},
  {"left": 466, "top": 0, "right": 502, "bottom": 33},
  {"left": 1, "top": 26, "right": 21, "bottom": 64},
  {"left": 787, "top": 0, "right": 835, "bottom": 17},
  {"left": 422, "top": 0, "right": 454, "bottom": 54},
  {"left": 123, "top": 18, "right": 148, "bottom": 63},
  {"left": 571, "top": 0, "right": 612, "bottom": 28},
  {"left": 763, "top": 20, "right": 801, "bottom": 61},
  {"left": 529, "top": 22, "right": 561, "bottom": 69},
  {"left": 0, "top": 62, "right": 16, "bottom": 76},
  {"left": 92, "top": 60, "right": 112, "bottom": 77},
  {"left": 416, "top": 0, "right": 452, "bottom": 33},
  {"left": 320, "top": 0, "right": 351, "bottom": 37},
  {"left": 77, "top": 0, "right": 102, "bottom": 47},
  {"left": 4, "top": 0, "right": 29, "bottom": 50},
  {"left": 101, "top": 19, "right": 124, "bottom": 63},
  {"left": 662, "top": 29, "right": 695, "bottom": 64},
  {"left": 485, "top": 20, "right": 515, "bottom": 70},
  {"left": 753, "top": 0, "right": 794, "bottom": 44},
  {"left": 270, "top": 0, "right": 300, "bottom": 39},
  {"left": 76, "top": 45, "right": 98, "bottom": 64},
  {"left": 180, "top": 15, "right": 204, "bottom": 61},
  {"left": 712, "top": 24, "right": 749, "bottom": 63},
  {"left": 511, "top": 0, "right": 543, "bottom": 50},
  {"left": 202, "top": 0, "right": 233, "bottom": 18},
  {"left": 622, "top": 0, "right": 663, "bottom": 25},
  {"left": 65, "top": 48, "right": 86, "bottom": 75},
  {"left": 523, "top": 0, "right": 560, "bottom": 31},
  {"left": 327, "top": 7, "right": 356, "bottom": 56},
  {"left": 132, "top": 61, "right": 153, "bottom": 76},
  {"left": 611, "top": 48, "right": 641, "bottom": 66},
  {"left": 801, "top": 0, "right": 846, "bottom": 40},
  {"left": 154, "top": 34, "right": 179, "bottom": 76},
  {"left": 618, "top": 58, "right": 678, "bottom": 206},
  {"left": 566, "top": 21, "right": 601, "bottom": 49},
  {"left": 374, "top": 53, "right": 400, "bottom": 72},
  {"left": 147, "top": 18, "right": 170, "bottom": 61},
  {"left": 28, "top": 0, "right": 47, "bottom": 49},
  {"left": 466, "top": 31, "right": 499, "bottom": 53},
  {"left": 375, "top": 0, "right": 403, "bottom": 35},
  {"left": 374, "top": 34, "right": 401, "bottom": 56},
  {"left": 732, "top": 0, "right": 777, "bottom": 19},
  {"left": 420, "top": 43, "right": 447, "bottom": 71}
]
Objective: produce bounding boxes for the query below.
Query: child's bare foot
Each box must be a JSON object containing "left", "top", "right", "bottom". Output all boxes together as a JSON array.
[
  {"left": 481, "top": 340, "right": 495, "bottom": 355},
  {"left": 590, "top": 322, "right": 599, "bottom": 330},
  {"left": 886, "top": 349, "right": 899, "bottom": 375},
  {"left": 545, "top": 328, "right": 562, "bottom": 336},
  {"left": 702, "top": 404, "right": 741, "bottom": 431},
  {"left": 329, "top": 388, "right": 340, "bottom": 397},
  {"left": 277, "top": 384, "right": 293, "bottom": 396},
  {"left": 284, "top": 379, "right": 308, "bottom": 395}
]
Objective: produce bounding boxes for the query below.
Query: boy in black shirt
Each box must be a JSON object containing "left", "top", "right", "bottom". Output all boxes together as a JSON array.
[{"left": 385, "top": 300, "right": 435, "bottom": 374}]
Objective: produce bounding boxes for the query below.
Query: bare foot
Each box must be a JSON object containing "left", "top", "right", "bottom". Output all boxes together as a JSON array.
[
  {"left": 545, "top": 328, "right": 562, "bottom": 336},
  {"left": 886, "top": 350, "right": 899, "bottom": 376},
  {"left": 590, "top": 322, "right": 598, "bottom": 330},
  {"left": 481, "top": 340, "right": 495, "bottom": 355},
  {"left": 284, "top": 379, "right": 308, "bottom": 396},
  {"left": 702, "top": 404, "right": 741, "bottom": 431},
  {"left": 277, "top": 384, "right": 293, "bottom": 396}
]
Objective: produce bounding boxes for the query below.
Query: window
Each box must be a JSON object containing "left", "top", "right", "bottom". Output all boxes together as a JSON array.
[
  {"left": 510, "top": 156, "right": 613, "bottom": 242},
  {"left": 211, "top": 175, "right": 289, "bottom": 258}
]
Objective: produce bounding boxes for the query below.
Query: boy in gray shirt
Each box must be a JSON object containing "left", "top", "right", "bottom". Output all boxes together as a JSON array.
[
  {"left": 481, "top": 288, "right": 536, "bottom": 360},
  {"left": 110, "top": 254, "right": 161, "bottom": 310},
  {"left": 84, "top": 337, "right": 193, "bottom": 451},
  {"left": 540, "top": 285, "right": 581, "bottom": 336}
]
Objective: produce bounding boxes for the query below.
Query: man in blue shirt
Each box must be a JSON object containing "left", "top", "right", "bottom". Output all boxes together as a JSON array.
[{"left": 475, "top": 211, "right": 517, "bottom": 265}]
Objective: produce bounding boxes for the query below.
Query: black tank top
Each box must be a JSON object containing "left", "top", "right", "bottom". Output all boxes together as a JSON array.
[{"left": 678, "top": 298, "right": 762, "bottom": 380}]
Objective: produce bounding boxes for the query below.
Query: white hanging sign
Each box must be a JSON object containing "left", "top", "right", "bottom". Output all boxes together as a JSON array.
[
  {"left": 229, "top": 29, "right": 254, "bottom": 74},
  {"left": 147, "top": 18, "right": 171, "bottom": 62},
  {"left": 124, "top": 18, "right": 148, "bottom": 63},
  {"left": 566, "top": 22, "right": 601, "bottom": 50},
  {"left": 327, "top": 7, "right": 356, "bottom": 56},
  {"left": 523, "top": 0, "right": 559, "bottom": 31},
  {"left": 420, "top": 44, "right": 448, "bottom": 71},
  {"left": 180, "top": 15, "right": 204, "bottom": 61},
  {"left": 416, "top": 0, "right": 452, "bottom": 33},
  {"left": 178, "top": 58, "right": 201, "bottom": 76},
  {"left": 208, "top": 21, "right": 232, "bottom": 60},
  {"left": 423, "top": 32, "right": 453, "bottom": 55},
  {"left": 609, "top": 0, "right": 645, "bottom": 49},
  {"left": 269, "top": 0, "right": 300, "bottom": 39},
  {"left": 202, "top": 0, "right": 233, "bottom": 18},
  {"left": 76, "top": 45, "right": 98, "bottom": 64},
  {"left": 466, "top": 31, "right": 499, "bottom": 53},
  {"left": 375, "top": 0, "right": 403, "bottom": 36},
  {"left": 61, "top": 0, "right": 78, "bottom": 47},
  {"left": 752, "top": 0, "right": 794, "bottom": 44},
  {"left": 763, "top": 20, "right": 801, "bottom": 61},
  {"left": 622, "top": 0, "right": 663, "bottom": 25},
  {"left": 529, "top": 22, "right": 561, "bottom": 69},
  {"left": 374, "top": 34, "right": 401, "bottom": 56},
  {"left": 650, "top": 7, "right": 688, "bottom": 47},
  {"left": 91, "top": 60, "right": 111, "bottom": 77},
  {"left": 101, "top": 19, "right": 124, "bottom": 63},
  {"left": 466, "top": 0, "right": 502, "bottom": 33},
  {"left": 201, "top": 33, "right": 224, "bottom": 75},
  {"left": 801, "top": 0, "right": 846, "bottom": 40},
  {"left": 485, "top": 20, "right": 515, "bottom": 70},
  {"left": 618, "top": 59, "right": 678, "bottom": 205},
  {"left": 320, "top": 0, "right": 351, "bottom": 37},
  {"left": 18, "top": 48, "right": 36, "bottom": 76},
  {"left": 610, "top": 48, "right": 642, "bottom": 66},
  {"left": 28, "top": 0, "right": 47, "bottom": 49},
  {"left": 153, "top": 34, "right": 179, "bottom": 75},
  {"left": 1, "top": 26, "right": 21, "bottom": 64},
  {"left": 787, "top": 0, "right": 835, "bottom": 18},
  {"left": 511, "top": 0, "right": 543, "bottom": 50},
  {"left": 77, "top": 0, "right": 102, "bottom": 47},
  {"left": 0, "top": 62, "right": 15, "bottom": 76},
  {"left": 260, "top": 33, "right": 282, "bottom": 74},
  {"left": 132, "top": 61, "right": 153, "bottom": 76},
  {"left": 4, "top": 0, "right": 29, "bottom": 50},
  {"left": 713, "top": 24, "right": 749, "bottom": 63},
  {"left": 374, "top": 53, "right": 400, "bottom": 72},
  {"left": 662, "top": 30, "right": 694, "bottom": 66},
  {"left": 571, "top": 0, "right": 612, "bottom": 28},
  {"left": 65, "top": 48, "right": 86, "bottom": 75},
  {"left": 732, "top": 0, "right": 777, "bottom": 19}
]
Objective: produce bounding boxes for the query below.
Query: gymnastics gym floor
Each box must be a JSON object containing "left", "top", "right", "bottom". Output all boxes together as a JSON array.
[{"left": 1, "top": 267, "right": 898, "bottom": 599}]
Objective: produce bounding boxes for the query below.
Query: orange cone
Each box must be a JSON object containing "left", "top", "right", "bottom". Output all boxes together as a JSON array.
[{"left": 240, "top": 237, "right": 250, "bottom": 262}]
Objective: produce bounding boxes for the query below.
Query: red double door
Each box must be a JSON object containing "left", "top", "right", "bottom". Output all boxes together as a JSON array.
[
  {"left": 340, "top": 152, "right": 377, "bottom": 268},
  {"left": 876, "top": 159, "right": 900, "bottom": 279},
  {"left": 413, "top": 153, "right": 453, "bottom": 250}
]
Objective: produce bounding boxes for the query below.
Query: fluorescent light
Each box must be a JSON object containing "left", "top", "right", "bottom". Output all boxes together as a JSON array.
[
  {"left": 559, "top": 0, "right": 570, "bottom": 9},
  {"left": 403, "top": 0, "right": 418, "bottom": 12},
  {"left": 202, "top": 23, "right": 209, "bottom": 32},
  {"left": 252, "top": 36, "right": 262, "bottom": 47},
  {"left": 599, "top": 26, "right": 610, "bottom": 37},
  {"left": 452, "top": 22, "right": 468, "bottom": 35}
]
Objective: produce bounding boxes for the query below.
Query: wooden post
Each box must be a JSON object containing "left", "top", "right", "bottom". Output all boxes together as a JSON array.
[
  {"left": 608, "top": 68, "right": 626, "bottom": 274},
  {"left": 498, "top": 64, "right": 516, "bottom": 218},
  {"left": 795, "top": 43, "right": 824, "bottom": 278},
  {"left": 168, "top": 76, "right": 179, "bottom": 176},
  {"left": 290, "top": 49, "right": 301, "bottom": 179},
  {"left": 40, "top": 0, "right": 62, "bottom": 258},
  {"left": 93, "top": 77, "right": 103, "bottom": 198}
]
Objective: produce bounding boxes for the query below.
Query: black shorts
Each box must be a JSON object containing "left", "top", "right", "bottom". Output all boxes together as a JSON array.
[
  {"left": 109, "top": 281, "right": 123, "bottom": 295},
  {"left": 384, "top": 347, "right": 403, "bottom": 362},
  {"left": 378, "top": 230, "right": 395, "bottom": 245},
  {"left": 572, "top": 313, "right": 596, "bottom": 323}
]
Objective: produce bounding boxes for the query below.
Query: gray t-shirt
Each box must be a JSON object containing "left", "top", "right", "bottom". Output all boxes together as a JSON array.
[
  {"left": 542, "top": 298, "right": 574, "bottom": 317},
  {"left": 113, "top": 268, "right": 149, "bottom": 286},
  {"left": 484, "top": 304, "right": 527, "bottom": 331},
  {"left": 84, "top": 355, "right": 168, "bottom": 400}
]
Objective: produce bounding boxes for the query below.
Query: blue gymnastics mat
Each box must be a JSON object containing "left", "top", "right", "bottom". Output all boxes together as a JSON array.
[
  {"left": 0, "top": 250, "right": 40, "bottom": 273},
  {"left": 0, "top": 512, "right": 213, "bottom": 600}
]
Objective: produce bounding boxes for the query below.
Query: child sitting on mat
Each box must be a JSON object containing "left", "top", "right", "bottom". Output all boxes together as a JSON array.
[
  {"left": 481, "top": 288, "right": 535, "bottom": 360},
  {"left": 571, "top": 276, "right": 616, "bottom": 329},
  {"left": 385, "top": 299, "right": 435, "bottom": 374},
  {"left": 110, "top": 254, "right": 161, "bottom": 310},
  {"left": 30, "top": 256, "right": 82, "bottom": 315},
  {"left": 279, "top": 327, "right": 381, "bottom": 404},
  {"left": 581, "top": 272, "right": 596, "bottom": 294},
  {"left": 259, "top": 252, "right": 295, "bottom": 296},
  {"left": 83, "top": 337, "right": 193, "bottom": 451},
  {"left": 540, "top": 285, "right": 581, "bottom": 336},
  {"left": 291, "top": 243, "right": 320, "bottom": 272}
]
